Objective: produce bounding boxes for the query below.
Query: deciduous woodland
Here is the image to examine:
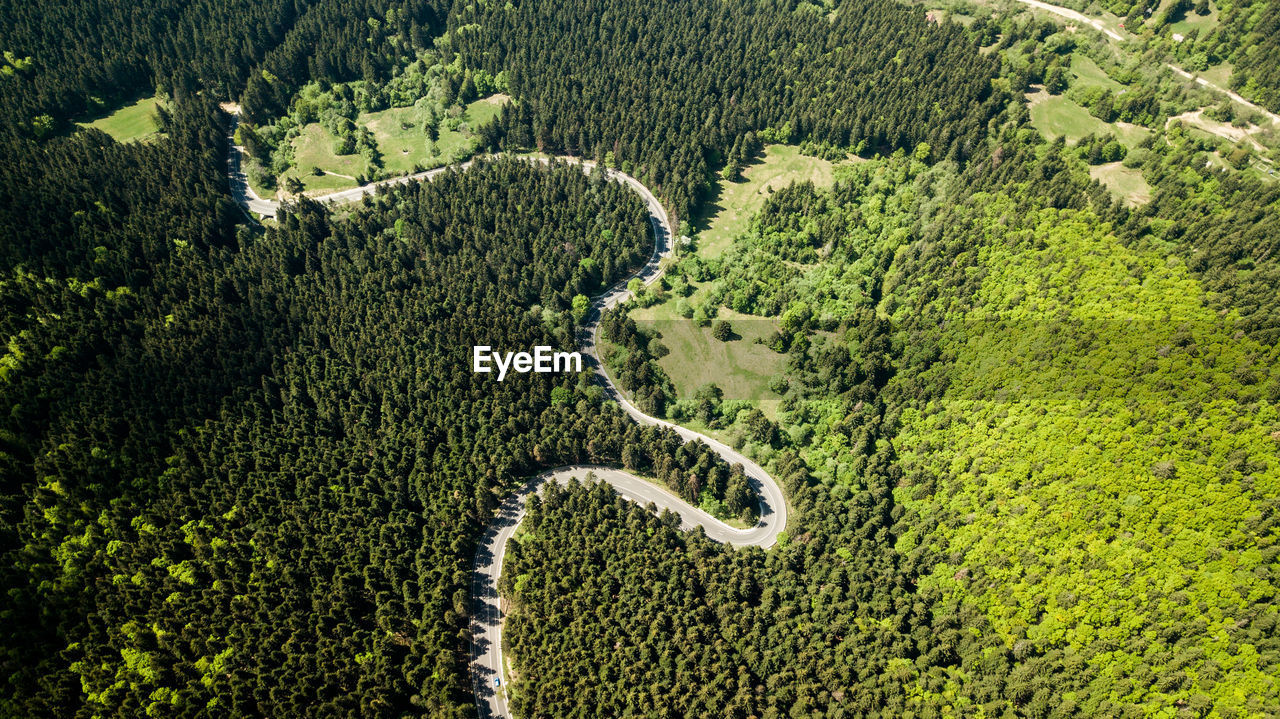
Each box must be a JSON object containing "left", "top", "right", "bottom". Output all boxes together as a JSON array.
[{"left": 1, "top": 0, "right": 1278, "bottom": 717}]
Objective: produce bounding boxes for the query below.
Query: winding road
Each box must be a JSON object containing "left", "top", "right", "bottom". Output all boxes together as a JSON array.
[
  {"left": 223, "top": 110, "right": 788, "bottom": 719},
  {"left": 1009, "top": 0, "right": 1280, "bottom": 127}
]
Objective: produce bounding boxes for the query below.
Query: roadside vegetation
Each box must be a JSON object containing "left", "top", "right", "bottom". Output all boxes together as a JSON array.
[{"left": 914, "top": 0, "right": 1278, "bottom": 205}]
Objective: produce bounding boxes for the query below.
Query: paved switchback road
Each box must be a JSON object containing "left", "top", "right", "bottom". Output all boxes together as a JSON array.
[
  {"left": 223, "top": 126, "right": 789, "bottom": 719},
  {"left": 467, "top": 160, "right": 787, "bottom": 719}
]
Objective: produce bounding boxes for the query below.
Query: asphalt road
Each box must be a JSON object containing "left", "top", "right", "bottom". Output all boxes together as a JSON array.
[
  {"left": 466, "top": 160, "right": 787, "bottom": 719},
  {"left": 222, "top": 120, "right": 789, "bottom": 718},
  {"left": 224, "top": 110, "right": 280, "bottom": 218}
]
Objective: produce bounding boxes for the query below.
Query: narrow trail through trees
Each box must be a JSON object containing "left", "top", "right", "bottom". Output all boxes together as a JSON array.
[{"left": 224, "top": 120, "right": 789, "bottom": 719}]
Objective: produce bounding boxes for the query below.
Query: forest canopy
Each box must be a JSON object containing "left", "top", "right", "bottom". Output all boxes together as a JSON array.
[{"left": 1, "top": 0, "right": 1279, "bottom": 716}]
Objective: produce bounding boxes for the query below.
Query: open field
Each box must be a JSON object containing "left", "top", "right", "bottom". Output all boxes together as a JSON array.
[
  {"left": 1089, "top": 161, "right": 1152, "bottom": 205},
  {"left": 631, "top": 295, "right": 785, "bottom": 403},
  {"left": 78, "top": 96, "right": 161, "bottom": 143},
  {"left": 1167, "top": 0, "right": 1218, "bottom": 35},
  {"left": 1199, "top": 62, "right": 1232, "bottom": 88},
  {"left": 364, "top": 94, "right": 507, "bottom": 175},
  {"left": 285, "top": 124, "right": 363, "bottom": 193},
  {"left": 1028, "top": 90, "right": 1150, "bottom": 147},
  {"left": 1070, "top": 55, "right": 1121, "bottom": 91},
  {"left": 694, "top": 144, "right": 850, "bottom": 258},
  {"left": 282, "top": 94, "right": 508, "bottom": 193},
  {"left": 1029, "top": 92, "right": 1112, "bottom": 141}
]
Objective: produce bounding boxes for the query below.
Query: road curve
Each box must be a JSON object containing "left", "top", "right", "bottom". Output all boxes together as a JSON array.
[
  {"left": 224, "top": 109, "right": 280, "bottom": 218},
  {"left": 223, "top": 121, "right": 789, "bottom": 718},
  {"left": 465, "top": 160, "right": 787, "bottom": 719}
]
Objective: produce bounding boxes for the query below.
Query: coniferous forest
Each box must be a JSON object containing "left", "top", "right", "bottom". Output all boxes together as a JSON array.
[{"left": 1, "top": 0, "right": 1279, "bottom": 716}]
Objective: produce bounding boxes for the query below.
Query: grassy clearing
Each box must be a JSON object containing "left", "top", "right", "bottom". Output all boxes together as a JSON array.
[
  {"left": 1089, "top": 161, "right": 1152, "bottom": 205},
  {"left": 283, "top": 94, "right": 508, "bottom": 193},
  {"left": 1029, "top": 93, "right": 1113, "bottom": 141},
  {"left": 631, "top": 295, "right": 785, "bottom": 404},
  {"left": 1028, "top": 91, "right": 1149, "bottom": 147},
  {"left": 1199, "top": 62, "right": 1232, "bottom": 88},
  {"left": 79, "top": 96, "right": 161, "bottom": 143},
  {"left": 371, "top": 93, "right": 506, "bottom": 174},
  {"left": 284, "top": 124, "right": 363, "bottom": 193},
  {"left": 299, "top": 172, "right": 362, "bottom": 195},
  {"left": 635, "top": 143, "right": 844, "bottom": 420},
  {"left": 1168, "top": 0, "right": 1218, "bottom": 35},
  {"left": 922, "top": 8, "right": 978, "bottom": 25},
  {"left": 694, "top": 144, "right": 851, "bottom": 258},
  {"left": 362, "top": 94, "right": 506, "bottom": 175},
  {"left": 1070, "top": 55, "right": 1121, "bottom": 91}
]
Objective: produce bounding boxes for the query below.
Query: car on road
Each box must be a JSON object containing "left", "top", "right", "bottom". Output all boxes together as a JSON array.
[{"left": 494, "top": 678, "right": 500, "bottom": 687}]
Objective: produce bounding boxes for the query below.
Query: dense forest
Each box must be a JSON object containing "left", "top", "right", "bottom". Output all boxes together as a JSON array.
[
  {"left": 2, "top": 0, "right": 1279, "bottom": 715},
  {"left": 447, "top": 0, "right": 1004, "bottom": 223},
  {"left": 0, "top": 142, "right": 747, "bottom": 715},
  {"left": 0, "top": 0, "right": 451, "bottom": 135},
  {"left": 597, "top": 120, "right": 1280, "bottom": 713}
]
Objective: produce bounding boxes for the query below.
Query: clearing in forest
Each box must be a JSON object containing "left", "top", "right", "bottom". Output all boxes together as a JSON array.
[
  {"left": 630, "top": 292, "right": 786, "bottom": 408},
  {"left": 1028, "top": 89, "right": 1150, "bottom": 148},
  {"left": 78, "top": 96, "right": 162, "bottom": 143},
  {"left": 694, "top": 144, "right": 850, "bottom": 258},
  {"left": 282, "top": 94, "right": 508, "bottom": 193},
  {"left": 1089, "top": 161, "right": 1152, "bottom": 206}
]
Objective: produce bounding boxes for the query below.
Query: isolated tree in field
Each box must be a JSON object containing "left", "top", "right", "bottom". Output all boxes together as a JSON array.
[{"left": 712, "top": 320, "right": 733, "bottom": 341}]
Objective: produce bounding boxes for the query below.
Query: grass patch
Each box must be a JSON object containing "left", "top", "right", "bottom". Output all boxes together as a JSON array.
[
  {"left": 631, "top": 296, "right": 785, "bottom": 404},
  {"left": 284, "top": 124, "right": 364, "bottom": 193},
  {"left": 295, "top": 172, "right": 361, "bottom": 195},
  {"left": 694, "top": 144, "right": 850, "bottom": 258},
  {"left": 360, "top": 94, "right": 506, "bottom": 175},
  {"left": 1168, "top": 0, "right": 1218, "bottom": 35},
  {"left": 78, "top": 96, "right": 161, "bottom": 143},
  {"left": 1029, "top": 92, "right": 1149, "bottom": 148},
  {"left": 283, "top": 94, "right": 509, "bottom": 191},
  {"left": 1199, "top": 62, "right": 1232, "bottom": 88},
  {"left": 1070, "top": 55, "right": 1122, "bottom": 91},
  {"left": 1089, "top": 161, "right": 1152, "bottom": 206},
  {"left": 365, "top": 93, "right": 506, "bottom": 175},
  {"left": 1030, "top": 93, "right": 1113, "bottom": 142}
]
